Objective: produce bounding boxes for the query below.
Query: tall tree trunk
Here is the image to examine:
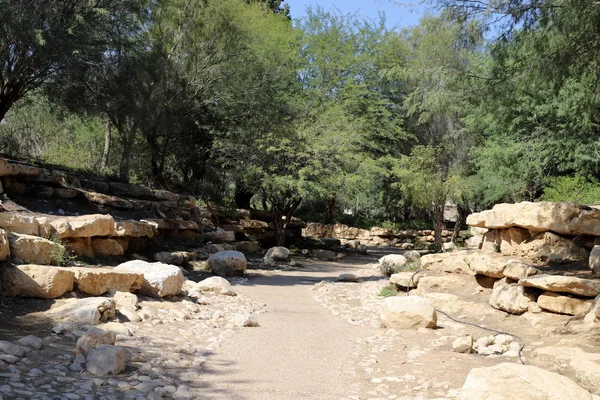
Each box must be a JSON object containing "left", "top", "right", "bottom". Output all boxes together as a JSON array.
[
  {"left": 100, "top": 115, "right": 111, "bottom": 170},
  {"left": 119, "top": 133, "right": 135, "bottom": 182},
  {"left": 235, "top": 185, "right": 254, "bottom": 209},
  {"left": 452, "top": 203, "right": 469, "bottom": 243},
  {"left": 324, "top": 195, "right": 336, "bottom": 224},
  {"left": 433, "top": 205, "right": 445, "bottom": 253}
]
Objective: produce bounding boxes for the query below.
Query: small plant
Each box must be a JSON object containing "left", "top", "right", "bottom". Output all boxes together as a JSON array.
[
  {"left": 379, "top": 284, "right": 398, "bottom": 297},
  {"left": 47, "top": 236, "right": 77, "bottom": 266}
]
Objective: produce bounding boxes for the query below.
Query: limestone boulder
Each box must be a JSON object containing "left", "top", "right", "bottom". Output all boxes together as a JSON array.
[
  {"left": 0, "top": 213, "right": 39, "bottom": 235},
  {"left": 584, "top": 295, "right": 600, "bottom": 324},
  {"left": 489, "top": 278, "right": 536, "bottom": 315},
  {"left": 17, "top": 335, "right": 43, "bottom": 350},
  {"left": 86, "top": 345, "right": 127, "bottom": 376},
  {"left": 338, "top": 273, "right": 359, "bottom": 282},
  {"left": 531, "top": 346, "right": 600, "bottom": 395},
  {"left": 502, "top": 260, "right": 540, "bottom": 280},
  {"left": 8, "top": 233, "right": 65, "bottom": 265},
  {"left": 403, "top": 250, "right": 421, "bottom": 262},
  {"left": 76, "top": 327, "right": 116, "bottom": 356},
  {"left": 420, "top": 252, "right": 475, "bottom": 275},
  {"left": 5, "top": 264, "right": 74, "bottom": 299},
  {"left": 313, "top": 249, "right": 336, "bottom": 261},
  {"left": 112, "top": 291, "right": 139, "bottom": 310},
  {"left": 512, "top": 231, "right": 589, "bottom": 264},
  {"left": 154, "top": 251, "right": 195, "bottom": 265},
  {"left": 390, "top": 271, "right": 420, "bottom": 288},
  {"left": 209, "top": 251, "right": 247, "bottom": 277},
  {"left": 519, "top": 274, "right": 600, "bottom": 297},
  {"left": 378, "top": 254, "right": 408, "bottom": 275},
  {"left": 114, "top": 260, "right": 184, "bottom": 297},
  {"left": 457, "top": 362, "right": 598, "bottom": 400},
  {"left": 467, "top": 202, "right": 600, "bottom": 237},
  {"left": 537, "top": 291, "right": 592, "bottom": 315},
  {"left": 113, "top": 220, "right": 156, "bottom": 238},
  {"left": 196, "top": 277, "right": 236, "bottom": 296},
  {"left": 264, "top": 247, "right": 290, "bottom": 262},
  {"left": 66, "top": 267, "right": 143, "bottom": 296},
  {"left": 380, "top": 296, "right": 437, "bottom": 329},
  {"left": 464, "top": 252, "right": 508, "bottom": 278},
  {"left": 203, "top": 228, "right": 236, "bottom": 243},
  {"left": 46, "top": 297, "right": 116, "bottom": 325},
  {"left": 452, "top": 335, "right": 473, "bottom": 353},
  {"left": 91, "top": 238, "right": 124, "bottom": 257},
  {"left": 416, "top": 274, "right": 476, "bottom": 294},
  {"left": 235, "top": 241, "right": 260, "bottom": 254},
  {"left": 44, "top": 214, "right": 115, "bottom": 238},
  {"left": 590, "top": 246, "right": 600, "bottom": 274}
]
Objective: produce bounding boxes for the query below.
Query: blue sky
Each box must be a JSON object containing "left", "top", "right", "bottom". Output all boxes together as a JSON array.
[{"left": 286, "top": 0, "right": 436, "bottom": 31}]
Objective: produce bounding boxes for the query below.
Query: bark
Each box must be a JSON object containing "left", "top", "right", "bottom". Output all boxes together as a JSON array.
[
  {"left": 452, "top": 203, "right": 469, "bottom": 243},
  {"left": 100, "top": 115, "right": 111, "bottom": 170},
  {"left": 433, "top": 204, "right": 445, "bottom": 253},
  {"left": 235, "top": 186, "right": 254, "bottom": 209},
  {"left": 324, "top": 196, "right": 336, "bottom": 225},
  {"left": 119, "top": 133, "right": 136, "bottom": 182}
]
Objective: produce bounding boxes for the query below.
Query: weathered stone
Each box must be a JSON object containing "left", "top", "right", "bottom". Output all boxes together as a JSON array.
[
  {"left": 5, "top": 265, "right": 74, "bottom": 299},
  {"left": 0, "top": 159, "right": 41, "bottom": 177},
  {"left": 209, "top": 251, "right": 247, "bottom": 277},
  {"left": 465, "top": 252, "right": 507, "bottom": 278},
  {"left": 489, "top": 278, "right": 536, "bottom": 315},
  {"left": 8, "top": 232, "right": 65, "bottom": 265},
  {"left": 531, "top": 346, "right": 600, "bottom": 395},
  {"left": 86, "top": 345, "right": 127, "bottom": 376},
  {"left": 46, "top": 214, "right": 115, "bottom": 238},
  {"left": 390, "top": 271, "right": 420, "bottom": 288},
  {"left": 499, "top": 227, "right": 531, "bottom": 254},
  {"left": 76, "top": 327, "right": 116, "bottom": 356},
  {"left": 590, "top": 246, "right": 600, "bottom": 274},
  {"left": 380, "top": 296, "right": 437, "bottom": 329},
  {"left": 443, "top": 242, "right": 457, "bottom": 252},
  {"left": 519, "top": 274, "right": 600, "bottom": 297},
  {"left": 113, "top": 220, "right": 156, "bottom": 238},
  {"left": 264, "top": 247, "right": 290, "bottom": 262},
  {"left": 203, "top": 228, "right": 236, "bottom": 243},
  {"left": 452, "top": 335, "right": 473, "bottom": 353},
  {"left": 91, "top": 238, "right": 124, "bottom": 256},
  {"left": 584, "top": 294, "right": 600, "bottom": 324},
  {"left": 235, "top": 314, "right": 259, "bottom": 327},
  {"left": 420, "top": 252, "right": 475, "bottom": 275},
  {"left": 118, "top": 307, "right": 142, "bottom": 322},
  {"left": 0, "top": 341, "right": 30, "bottom": 357},
  {"left": 417, "top": 274, "right": 475, "bottom": 294},
  {"left": 467, "top": 202, "right": 600, "bottom": 237},
  {"left": 0, "top": 213, "right": 39, "bottom": 235},
  {"left": 537, "top": 291, "right": 592, "bottom": 315},
  {"left": 154, "top": 251, "right": 195, "bottom": 265},
  {"left": 512, "top": 231, "right": 589, "bottom": 264},
  {"left": 114, "top": 260, "right": 184, "bottom": 297},
  {"left": 196, "top": 277, "right": 236, "bottom": 296},
  {"left": 64, "top": 237, "right": 93, "bottom": 257},
  {"left": 338, "top": 273, "right": 359, "bottom": 282},
  {"left": 46, "top": 297, "right": 116, "bottom": 325},
  {"left": 403, "top": 250, "right": 421, "bottom": 262},
  {"left": 66, "top": 267, "right": 143, "bottom": 296},
  {"left": 17, "top": 335, "right": 43, "bottom": 350},
  {"left": 378, "top": 254, "right": 408, "bottom": 275},
  {"left": 99, "top": 322, "right": 133, "bottom": 337},
  {"left": 458, "top": 362, "right": 598, "bottom": 400},
  {"left": 502, "top": 259, "right": 540, "bottom": 280},
  {"left": 322, "top": 238, "right": 341, "bottom": 247},
  {"left": 235, "top": 241, "right": 260, "bottom": 254},
  {"left": 313, "top": 249, "right": 336, "bottom": 261}
]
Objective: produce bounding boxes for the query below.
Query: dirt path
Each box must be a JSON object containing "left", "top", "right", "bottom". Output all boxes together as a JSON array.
[{"left": 197, "top": 259, "right": 378, "bottom": 399}]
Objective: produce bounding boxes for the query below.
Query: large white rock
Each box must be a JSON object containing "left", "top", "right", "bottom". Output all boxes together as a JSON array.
[
  {"left": 467, "top": 201, "right": 600, "bottom": 237},
  {"left": 46, "top": 297, "right": 116, "bottom": 325},
  {"left": 519, "top": 274, "right": 600, "bottom": 297},
  {"left": 532, "top": 346, "right": 600, "bottom": 395},
  {"left": 465, "top": 252, "right": 508, "bottom": 278},
  {"left": 503, "top": 260, "right": 540, "bottom": 280},
  {"left": 112, "top": 291, "right": 139, "bottom": 310},
  {"left": 8, "top": 233, "right": 65, "bottom": 265},
  {"left": 0, "top": 213, "right": 39, "bottom": 235},
  {"left": 457, "top": 362, "right": 598, "bottom": 400},
  {"left": 380, "top": 296, "right": 437, "bottom": 329},
  {"left": 489, "top": 278, "right": 536, "bottom": 315},
  {"left": 5, "top": 265, "right": 74, "bottom": 299},
  {"left": 44, "top": 214, "right": 115, "bottom": 238},
  {"left": 86, "top": 345, "right": 126, "bottom": 376},
  {"left": 64, "top": 267, "right": 143, "bottom": 296},
  {"left": 113, "top": 220, "right": 156, "bottom": 238},
  {"left": 76, "top": 327, "right": 116, "bottom": 356},
  {"left": 264, "top": 247, "right": 290, "bottom": 262},
  {"left": 378, "top": 254, "right": 408, "bottom": 275},
  {"left": 196, "top": 277, "right": 236, "bottom": 296},
  {"left": 209, "top": 251, "right": 247, "bottom": 277},
  {"left": 390, "top": 271, "right": 420, "bottom": 288},
  {"left": 537, "top": 291, "right": 592, "bottom": 315},
  {"left": 114, "top": 260, "right": 184, "bottom": 297},
  {"left": 420, "top": 252, "right": 475, "bottom": 275}
]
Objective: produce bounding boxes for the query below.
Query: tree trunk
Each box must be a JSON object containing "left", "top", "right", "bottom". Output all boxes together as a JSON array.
[
  {"left": 452, "top": 203, "right": 469, "bottom": 243},
  {"left": 235, "top": 186, "right": 254, "bottom": 209},
  {"left": 100, "top": 115, "right": 111, "bottom": 170},
  {"left": 119, "top": 134, "right": 135, "bottom": 182},
  {"left": 433, "top": 205, "right": 445, "bottom": 253},
  {"left": 324, "top": 196, "right": 336, "bottom": 224},
  {"left": 275, "top": 217, "right": 287, "bottom": 246}
]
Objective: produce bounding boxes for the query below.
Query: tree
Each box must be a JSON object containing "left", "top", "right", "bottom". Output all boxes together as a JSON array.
[{"left": 0, "top": 0, "right": 144, "bottom": 122}]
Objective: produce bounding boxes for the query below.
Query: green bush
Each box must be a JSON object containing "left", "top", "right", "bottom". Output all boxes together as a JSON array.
[{"left": 541, "top": 175, "right": 600, "bottom": 204}]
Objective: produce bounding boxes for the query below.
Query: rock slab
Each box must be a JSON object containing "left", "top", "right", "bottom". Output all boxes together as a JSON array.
[{"left": 380, "top": 296, "right": 437, "bottom": 329}]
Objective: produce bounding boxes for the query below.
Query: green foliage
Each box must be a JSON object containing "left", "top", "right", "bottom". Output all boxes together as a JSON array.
[
  {"left": 542, "top": 176, "right": 600, "bottom": 204},
  {"left": 379, "top": 284, "right": 399, "bottom": 297}
]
